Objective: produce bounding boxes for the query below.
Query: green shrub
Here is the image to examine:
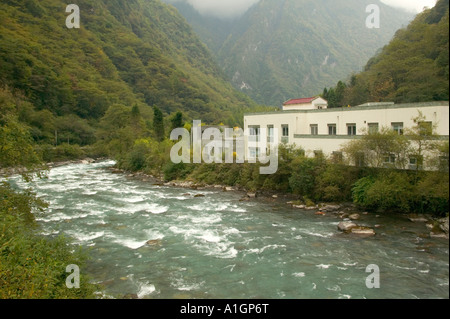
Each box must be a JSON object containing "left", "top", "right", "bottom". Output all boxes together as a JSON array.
[
  {"left": 315, "top": 164, "right": 359, "bottom": 202},
  {"left": 163, "top": 162, "right": 194, "bottom": 181},
  {"left": 289, "top": 157, "right": 321, "bottom": 197},
  {"left": 39, "top": 143, "right": 86, "bottom": 162},
  {"left": 303, "top": 196, "right": 316, "bottom": 207},
  {"left": 126, "top": 143, "right": 149, "bottom": 172},
  {"left": 352, "top": 172, "right": 415, "bottom": 213},
  {"left": 415, "top": 171, "right": 449, "bottom": 216},
  {"left": 352, "top": 176, "right": 376, "bottom": 208}
]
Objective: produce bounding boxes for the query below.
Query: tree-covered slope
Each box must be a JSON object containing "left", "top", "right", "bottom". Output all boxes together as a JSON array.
[
  {"left": 0, "top": 0, "right": 256, "bottom": 128},
  {"left": 324, "top": 0, "right": 449, "bottom": 107},
  {"left": 168, "top": 0, "right": 413, "bottom": 106}
]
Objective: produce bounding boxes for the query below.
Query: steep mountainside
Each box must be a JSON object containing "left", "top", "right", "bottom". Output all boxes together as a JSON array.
[
  {"left": 168, "top": 0, "right": 413, "bottom": 106},
  {"left": 324, "top": 0, "right": 449, "bottom": 106},
  {"left": 0, "top": 0, "right": 256, "bottom": 128}
]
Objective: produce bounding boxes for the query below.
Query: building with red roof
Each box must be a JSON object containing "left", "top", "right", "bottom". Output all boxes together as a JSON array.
[{"left": 283, "top": 96, "right": 328, "bottom": 110}]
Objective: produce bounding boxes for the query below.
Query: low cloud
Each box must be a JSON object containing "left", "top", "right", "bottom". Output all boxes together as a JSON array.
[
  {"left": 381, "top": 0, "right": 437, "bottom": 12},
  {"left": 165, "top": 0, "right": 260, "bottom": 19}
]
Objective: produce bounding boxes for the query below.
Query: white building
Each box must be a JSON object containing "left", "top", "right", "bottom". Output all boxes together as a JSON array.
[{"left": 244, "top": 100, "right": 449, "bottom": 167}]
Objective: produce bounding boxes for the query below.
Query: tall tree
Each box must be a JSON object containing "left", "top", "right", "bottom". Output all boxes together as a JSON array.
[
  {"left": 170, "top": 111, "right": 183, "bottom": 132},
  {"left": 153, "top": 106, "right": 165, "bottom": 142}
]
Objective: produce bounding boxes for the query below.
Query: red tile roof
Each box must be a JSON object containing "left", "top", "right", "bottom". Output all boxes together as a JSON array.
[{"left": 283, "top": 97, "right": 318, "bottom": 105}]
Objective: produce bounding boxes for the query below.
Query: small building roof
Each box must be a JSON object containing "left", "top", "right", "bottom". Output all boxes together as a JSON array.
[{"left": 283, "top": 97, "right": 320, "bottom": 106}]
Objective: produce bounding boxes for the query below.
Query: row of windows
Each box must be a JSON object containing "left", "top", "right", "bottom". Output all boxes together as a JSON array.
[
  {"left": 250, "top": 121, "right": 432, "bottom": 138},
  {"left": 313, "top": 122, "right": 403, "bottom": 136},
  {"left": 249, "top": 125, "right": 289, "bottom": 139}
]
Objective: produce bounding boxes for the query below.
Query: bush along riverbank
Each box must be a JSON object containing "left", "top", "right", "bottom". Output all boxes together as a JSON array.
[
  {"left": 0, "top": 182, "right": 100, "bottom": 298},
  {"left": 110, "top": 142, "right": 449, "bottom": 239}
]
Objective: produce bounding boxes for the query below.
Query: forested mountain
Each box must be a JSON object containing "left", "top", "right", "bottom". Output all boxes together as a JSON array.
[
  {"left": 323, "top": 0, "right": 449, "bottom": 107},
  {"left": 167, "top": 0, "right": 414, "bottom": 106},
  {"left": 0, "top": 0, "right": 256, "bottom": 141}
]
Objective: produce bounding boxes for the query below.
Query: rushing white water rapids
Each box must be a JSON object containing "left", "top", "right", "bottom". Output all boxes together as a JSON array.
[{"left": 7, "top": 160, "right": 449, "bottom": 299}]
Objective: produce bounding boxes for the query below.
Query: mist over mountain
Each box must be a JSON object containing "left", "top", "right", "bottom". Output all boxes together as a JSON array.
[
  {"left": 164, "top": 0, "right": 260, "bottom": 19},
  {"left": 167, "top": 0, "right": 414, "bottom": 105}
]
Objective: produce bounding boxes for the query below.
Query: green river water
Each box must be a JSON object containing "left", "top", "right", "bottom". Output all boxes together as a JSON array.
[{"left": 8, "top": 161, "right": 449, "bottom": 299}]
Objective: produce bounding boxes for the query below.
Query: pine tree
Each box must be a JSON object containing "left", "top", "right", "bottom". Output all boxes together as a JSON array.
[
  {"left": 170, "top": 111, "right": 183, "bottom": 132},
  {"left": 153, "top": 106, "right": 165, "bottom": 142}
]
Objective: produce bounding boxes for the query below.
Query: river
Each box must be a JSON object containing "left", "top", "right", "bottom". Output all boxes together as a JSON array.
[{"left": 7, "top": 160, "right": 449, "bottom": 299}]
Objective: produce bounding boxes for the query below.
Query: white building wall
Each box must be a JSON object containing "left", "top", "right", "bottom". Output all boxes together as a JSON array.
[{"left": 244, "top": 102, "right": 449, "bottom": 158}]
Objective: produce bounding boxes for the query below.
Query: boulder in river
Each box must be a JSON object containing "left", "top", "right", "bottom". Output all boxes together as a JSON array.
[
  {"left": 320, "top": 204, "right": 341, "bottom": 212},
  {"left": 247, "top": 193, "right": 257, "bottom": 198},
  {"left": 409, "top": 217, "right": 429, "bottom": 223},
  {"left": 146, "top": 239, "right": 162, "bottom": 246},
  {"left": 349, "top": 214, "right": 361, "bottom": 221},
  {"left": 351, "top": 227, "right": 376, "bottom": 236},
  {"left": 194, "top": 194, "right": 205, "bottom": 198},
  {"left": 338, "top": 221, "right": 358, "bottom": 232}
]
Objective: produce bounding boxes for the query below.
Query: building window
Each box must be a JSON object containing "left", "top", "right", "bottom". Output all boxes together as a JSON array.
[
  {"left": 249, "top": 125, "right": 260, "bottom": 142},
  {"left": 310, "top": 124, "right": 318, "bottom": 136},
  {"left": 368, "top": 123, "right": 379, "bottom": 134},
  {"left": 249, "top": 126, "right": 260, "bottom": 136},
  {"left": 281, "top": 125, "right": 289, "bottom": 144},
  {"left": 267, "top": 125, "right": 274, "bottom": 143},
  {"left": 383, "top": 154, "right": 396, "bottom": 167},
  {"left": 328, "top": 124, "right": 337, "bottom": 136},
  {"left": 392, "top": 122, "right": 404, "bottom": 135},
  {"left": 409, "top": 156, "right": 423, "bottom": 171},
  {"left": 347, "top": 124, "right": 357, "bottom": 136},
  {"left": 282, "top": 125, "right": 289, "bottom": 137}
]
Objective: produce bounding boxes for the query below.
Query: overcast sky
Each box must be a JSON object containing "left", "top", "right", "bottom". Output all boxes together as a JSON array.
[{"left": 166, "top": 0, "right": 437, "bottom": 19}]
